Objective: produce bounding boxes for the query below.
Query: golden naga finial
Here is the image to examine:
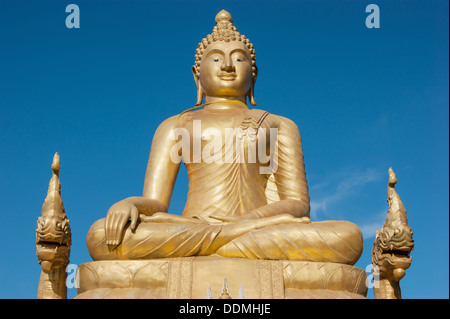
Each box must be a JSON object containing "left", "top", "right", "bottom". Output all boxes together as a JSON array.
[
  {"left": 36, "top": 152, "right": 71, "bottom": 299},
  {"left": 371, "top": 167, "right": 414, "bottom": 299}
]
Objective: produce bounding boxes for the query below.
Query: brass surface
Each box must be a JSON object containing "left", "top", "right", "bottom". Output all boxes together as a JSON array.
[
  {"left": 36, "top": 153, "right": 71, "bottom": 299},
  {"left": 86, "top": 10, "right": 363, "bottom": 267},
  {"left": 75, "top": 257, "right": 367, "bottom": 299},
  {"left": 371, "top": 168, "right": 414, "bottom": 299},
  {"left": 32, "top": 9, "right": 416, "bottom": 300}
]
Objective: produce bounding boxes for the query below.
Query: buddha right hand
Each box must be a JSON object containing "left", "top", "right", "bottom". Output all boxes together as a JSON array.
[{"left": 105, "top": 200, "right": 139, "bottom": 247}]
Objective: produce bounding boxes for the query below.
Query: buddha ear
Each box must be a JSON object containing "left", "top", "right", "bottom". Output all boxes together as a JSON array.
[
  {"left": 192, "top": 66, "right": 204, "bottom": 106},
  {"left": 249, "top": 65, "right": 258, "bottom": 106}
]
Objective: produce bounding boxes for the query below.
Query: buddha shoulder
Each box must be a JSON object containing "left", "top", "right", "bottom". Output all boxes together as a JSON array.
[
  {"left": 151, "top": 115, "right": 180, "bottom": 140},
  {"left": 262, "top": 111, "right": 301, "bottom": 132}
]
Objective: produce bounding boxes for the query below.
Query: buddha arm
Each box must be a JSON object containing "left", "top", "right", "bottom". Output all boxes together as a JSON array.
[
  {"left": 117, "top": 197, "right": 168, "bottom": 216},
  {"left": 137, "top": 115, "right": 181, "bottom": 215},
  {"left": 248, "top": 115, "right": 310, "bottom": 219},
  {"left": 104, "top": 116, "right": 184, "bottom": 246}
]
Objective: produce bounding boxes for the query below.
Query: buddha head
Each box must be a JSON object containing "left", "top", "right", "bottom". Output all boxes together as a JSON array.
[{"left": 193, "top": 10, "right": 258, "bottom": 106}]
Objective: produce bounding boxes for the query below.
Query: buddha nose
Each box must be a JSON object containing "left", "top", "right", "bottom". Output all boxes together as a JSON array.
[{"left": 221, "top": 56, "right": 235, "bottom": 72}]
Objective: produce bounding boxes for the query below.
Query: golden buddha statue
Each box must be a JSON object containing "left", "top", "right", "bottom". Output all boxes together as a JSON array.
[
  {"left": 86, "top": 10, "right": 363, "bottom": 265},
  {"left": 34, "top": 10, "right": 415, "bottom": 300}
]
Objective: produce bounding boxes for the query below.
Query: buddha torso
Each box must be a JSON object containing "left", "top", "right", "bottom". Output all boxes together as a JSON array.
[{"left": 175, "top": 106, "right": 272, "bottom": 220}]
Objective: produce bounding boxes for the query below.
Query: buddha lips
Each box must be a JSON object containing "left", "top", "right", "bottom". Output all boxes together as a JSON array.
[{"left": 169, "top": 120, "right": 279, "bottom": 174}]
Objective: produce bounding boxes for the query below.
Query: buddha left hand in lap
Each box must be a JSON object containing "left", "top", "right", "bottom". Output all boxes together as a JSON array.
[{"left": 87, "top": 10, "right": 363, "bottom": 265}]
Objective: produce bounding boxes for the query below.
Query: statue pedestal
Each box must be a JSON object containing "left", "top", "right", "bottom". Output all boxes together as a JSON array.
[{"left": 75, "top": 257, "right": 367, "bottom": 299}]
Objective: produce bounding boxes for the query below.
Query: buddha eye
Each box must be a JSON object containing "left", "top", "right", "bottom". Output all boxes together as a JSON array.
[
  {"left": 233, "top": 58, "right": 246, "bottom": 62},
  {"left": 209, "top": 58, "right": 222, "bottom": 62}
]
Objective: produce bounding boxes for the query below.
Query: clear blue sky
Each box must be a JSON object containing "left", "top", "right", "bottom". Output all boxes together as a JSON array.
[{"left": 0, "top": 0, "right": 448, "bottom": 299}]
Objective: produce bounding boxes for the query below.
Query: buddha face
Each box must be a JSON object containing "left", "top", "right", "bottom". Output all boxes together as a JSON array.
[{"left": 198, "top": 41, "right": 254, "bottom": 99}]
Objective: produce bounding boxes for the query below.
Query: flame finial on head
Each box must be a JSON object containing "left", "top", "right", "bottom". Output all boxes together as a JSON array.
[{"left": 215, "top": 9, "right": 233, "bottom": 24}]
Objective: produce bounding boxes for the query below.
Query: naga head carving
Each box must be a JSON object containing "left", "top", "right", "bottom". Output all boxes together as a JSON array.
[
  {"left": 36, "top": 153, "right": 71, "bottom": 272},
  {"left": 372, "top": 168, "right": 414, "bottom": 281}
]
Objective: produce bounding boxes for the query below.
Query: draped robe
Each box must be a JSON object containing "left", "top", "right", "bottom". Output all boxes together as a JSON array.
[{"left": 87, "top": 108, "right": 363, "bottom": 265}]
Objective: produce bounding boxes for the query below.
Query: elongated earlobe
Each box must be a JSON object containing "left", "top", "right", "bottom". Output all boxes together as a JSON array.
[
  {"left": 192, "top": 65, "right": 204, "bottom": 105},
  {"left": 249, "top": 83, "right": 256, "bottom": 106},
  {"left": 196, "top": 86, "right": 204, "bottom": 106},
  {"left": 249, "top": 66, "right": 258, "bottom": 106}
]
